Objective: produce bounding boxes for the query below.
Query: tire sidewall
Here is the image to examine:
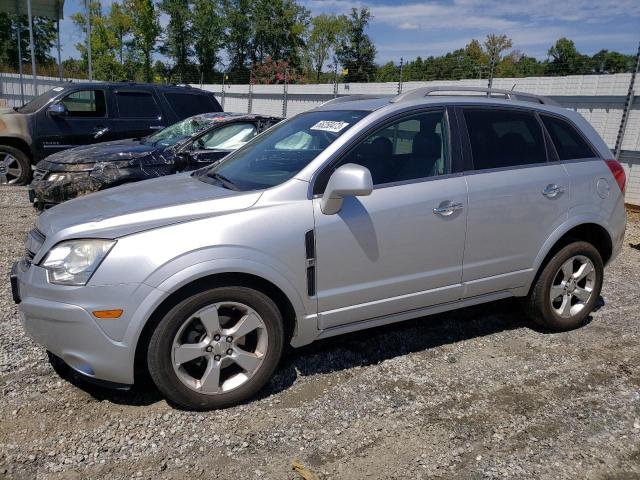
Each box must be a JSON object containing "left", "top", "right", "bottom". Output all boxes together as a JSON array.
[
  {"left": 538, "top": 241, "right": 604, "bottom": 330},
  {"left": 148, "top": 287, "right": 284, "bottom": 410}
]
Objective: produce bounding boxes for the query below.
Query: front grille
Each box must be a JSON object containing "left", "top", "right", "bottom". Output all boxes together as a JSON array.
[{"left": 24, "top": 227, "right": 46, "bottom": 267}]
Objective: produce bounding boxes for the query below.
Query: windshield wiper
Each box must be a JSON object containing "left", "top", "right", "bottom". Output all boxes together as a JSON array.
[{"left": 207, "top": 171, "right": 239, "bottom": 190}]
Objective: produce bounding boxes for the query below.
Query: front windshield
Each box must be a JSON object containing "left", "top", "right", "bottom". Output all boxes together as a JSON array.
[
  {"left": 15, "top": 88, "right": 62, "bottom": 114},
  {"left": 197, "top": 110, "right": 368, "bottom": 190},
  {"left": 144, "top": 115, "right": 215, "bottom": 147}
]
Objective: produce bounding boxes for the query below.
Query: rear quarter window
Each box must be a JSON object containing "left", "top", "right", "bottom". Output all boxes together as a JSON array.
[
  {"left": 115, "top": 91, "right": 161, "bottom": 119},
  {"left": 164, "top": 92, "right": 221, "bottom": 118},
  {"left": 463, "top": 108, "right": 547, "bottom": 170},
  {"left": 540, "top": 115, "right": 597, "bottom": 160}
]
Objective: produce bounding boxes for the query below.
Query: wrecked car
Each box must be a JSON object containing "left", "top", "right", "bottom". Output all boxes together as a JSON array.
[
  {"left": 0, "top": 82, "right": 222, "bottom": 185},
  {"left": 28, "top": 113, "right": 282, "bottom": 209}
]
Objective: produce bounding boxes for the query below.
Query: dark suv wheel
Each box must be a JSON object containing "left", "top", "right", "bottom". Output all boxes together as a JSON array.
[
  {"left": 0, "top": 145, "right": 31, "bottom": 185},
  {"left": 525, "top": 241, "right": 603, "bottom": 330},
  {"left": 147, "top": 287, "right": 284, "bottom": 410}
]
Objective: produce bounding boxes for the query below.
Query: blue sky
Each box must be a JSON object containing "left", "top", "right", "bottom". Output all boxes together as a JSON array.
[{"left": 57, "top": 0, "right": 640, "bottom": 65}]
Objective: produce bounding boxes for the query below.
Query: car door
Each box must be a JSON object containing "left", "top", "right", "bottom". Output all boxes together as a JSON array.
[
  {"left": 108, "top": 88, "right": 167, "bottom": 141},
  {"left": 37, "top": 87, "right": 110, "bottom": 156},
  {"left": 313, "top": 108, "right": 468, "bottom": 330},
  {"left": 458, "top": 106, "right": 570, "bottom": 297},
  {"left": 188, "top": 122, "right": 258, "bottom": 167}
]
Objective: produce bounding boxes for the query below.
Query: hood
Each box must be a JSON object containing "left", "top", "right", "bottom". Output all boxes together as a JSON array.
[
  {"left": 35, "top": 172, "right": 263, "bottom": 240},
  {"left": 0, "top": 109, "right": 31, "bottom": 142},
  {"left": 43, "top": 139, "right": 160, "bottom": 165}
]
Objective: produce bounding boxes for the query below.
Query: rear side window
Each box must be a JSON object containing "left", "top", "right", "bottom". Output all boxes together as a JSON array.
[
  {"left": 164, "top": 93, "right": 220, "bottom": 118},
  {"left": 464, "top": 109, "right": 546, "bottom": 170},
  {"left": 61, "top": 90, "right": 106, "bottom": 117},
  {"left": 541, "top": 115, "right": 596, "bottom": 160},
  {"left": 115, "top": 91, "right": 160, "bottom": 118}
]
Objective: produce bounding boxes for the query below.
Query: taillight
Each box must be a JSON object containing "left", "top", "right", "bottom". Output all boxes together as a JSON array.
[{"left": 605, "top": 159, "right": 626, "bottom": 192}]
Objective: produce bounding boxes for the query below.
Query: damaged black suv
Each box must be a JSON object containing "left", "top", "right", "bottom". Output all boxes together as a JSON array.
[
  {"left": 29, "top": 113, "right": 281, "bottom": 209},
  {"left": 0, "top": 82, "right": 221, "bottom": 185}
]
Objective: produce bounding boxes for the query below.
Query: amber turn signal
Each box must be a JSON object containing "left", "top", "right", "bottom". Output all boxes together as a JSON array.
[{"left": 92, "top": 309, "right": 123, "bottom": 319}]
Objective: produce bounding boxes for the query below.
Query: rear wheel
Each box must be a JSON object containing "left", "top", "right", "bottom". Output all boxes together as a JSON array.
[
  {"left": 0, "top": 145, "right": 31, "bottom": 185},
  {"left": 147, "top": 287, "right": 284, "bottom": 410},
  {"left": 525, "top": 241, "right": 603, "bottom": 330}
]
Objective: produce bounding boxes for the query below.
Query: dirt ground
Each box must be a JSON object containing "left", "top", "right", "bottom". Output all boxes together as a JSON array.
[{"left": 1, "top": 185, "right": 639, "bottom": 480}]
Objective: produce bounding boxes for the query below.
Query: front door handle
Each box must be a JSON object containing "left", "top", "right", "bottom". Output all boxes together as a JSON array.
[
  {"left": 149, "top": 125, "right": 165, "bottom": 130},
  {"left": 542, "top": 184, "right": 565, "bottom": 198},
  {"left": 93, "top": 126, "right": 109, "bottom": 139},
  {"left": 433, "top": 202, "right": 464, "bottom": 216}
]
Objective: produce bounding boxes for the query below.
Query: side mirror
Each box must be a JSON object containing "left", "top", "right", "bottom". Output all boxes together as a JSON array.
[
  {"left": 321, "top": 163, "right": 373, "bottom": 215},
  {"left": 174, "top": 151, "right": 191, "bottom": 171},
  {"left": 47, "top": 102, "right": 68, "bottom": 117}
]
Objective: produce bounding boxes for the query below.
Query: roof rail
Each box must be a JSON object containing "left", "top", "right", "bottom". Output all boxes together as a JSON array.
[
  {"left": 320, "top": 94, "right": 389, "bottom": 107},
  {"left": 390, "top": 86, "right": 558, "bottom": 106}
]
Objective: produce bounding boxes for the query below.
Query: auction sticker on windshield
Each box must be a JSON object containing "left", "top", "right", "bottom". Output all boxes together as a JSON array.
[{"left": 310, "top": 121, "right": 350, "bottom": 133}]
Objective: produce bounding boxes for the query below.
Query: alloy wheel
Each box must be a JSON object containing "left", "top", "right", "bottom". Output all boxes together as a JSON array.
[
  {"left": 549, "top": 255, "right": 597, "bottom": 318},
  {"left": 171, "top": 302, "right": 268, "bottom": 394},
  {"left": 0, "top": 153, "right": 23, "bottom": 184}
]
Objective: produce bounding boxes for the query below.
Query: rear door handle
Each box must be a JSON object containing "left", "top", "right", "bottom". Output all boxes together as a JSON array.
[
  {"left": 542, "top": 184, "right": 564, "bottom": 198},
  {"left": 433, "top": 202, "right": 464, "bottom": 216}
]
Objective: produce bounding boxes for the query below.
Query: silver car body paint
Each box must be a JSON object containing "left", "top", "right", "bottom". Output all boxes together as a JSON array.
[{"left": 15, "top": 96, "right": 626, "bottom": 385}]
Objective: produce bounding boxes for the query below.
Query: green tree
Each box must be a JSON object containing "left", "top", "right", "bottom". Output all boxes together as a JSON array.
[
  {"left": 223, "top": 0, "right": 253, "bottom": 76},
  {"left": 126, "top": 0, "right": 160, "bottom": 82},
  {"left": 547, "top": 37, "right": 591, "bottom": 75},
  {"left": 72, "top": 1, "right": 125, "bottom": 80},
  {"left": 158, "top": 0, "right": 192, "bottom": 81},
  {"left": 591, "top": 49, "right": 636, "bottom": 73},
  {"left": 484, "top": 34, "right": 513, "bottom": 61},
  {"left": 0, "top": 13, "right": 57, "bottom": 70},
  {"left": 335, "top": 7, "right": 376, "bottom": 82},
  {"left": 108, "top": 2, "right": 132, "bottom": 65},
  {"left": 306, "top": 13, "right": 347, "bottom": 82},
  {"left": 251, "top": 0, "right": 310, "bottom": 68},
  {"left": 192, "top": 0, "right": 225, "bottom": 82}
]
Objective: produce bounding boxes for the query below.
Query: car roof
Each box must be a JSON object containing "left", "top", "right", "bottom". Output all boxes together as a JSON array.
[
  {"left": 58, "top": 82, "right": 215, "bottom": 93},
  {"left": 313, "top": 94, "right": 572, "bottom": 118}
]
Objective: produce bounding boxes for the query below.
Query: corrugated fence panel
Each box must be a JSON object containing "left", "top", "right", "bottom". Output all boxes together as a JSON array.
[{"left": 620, "top": 150, "right": 640, "bottom": 207}]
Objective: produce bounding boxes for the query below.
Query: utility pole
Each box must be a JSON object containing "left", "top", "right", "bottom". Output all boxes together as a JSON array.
[
  {"left": 487, "top": 47, "right": 496, "bottom": 91},
  {"left": 15, "top": 0, "right": 25, "bottom": 105},
  {"left": 26, "top": 0, "right": 37, "bottom": 95},
  {"left": 397, "top": 57, "right": 404, "bottom": 94},
  {"left": 614, "top": 41, "right": 640, "bottom": 159},
  {"left": 221, "top": 72, "right": 226, "bottom": 110},
  {"left": 85, "top": 0, "right": 92, "bottom": 81},
  {"left": 282, "top": 68, "right": 288, "bottom": 118},
  {"left": 248, "top": 69, "right": 253, "bottom": 113},
  {"left": 333, "top": 63, "right": 338, "bottom": 98}
]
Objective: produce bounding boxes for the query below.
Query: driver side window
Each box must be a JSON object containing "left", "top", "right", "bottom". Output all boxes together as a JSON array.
[
  {"left": 331, "top": 109, "right": 449, "bottom": 186},
  {"left": 60, "top": 90, "right": 106, "bottom": 117},
  {"left": 197, "top": 123, "right": 257, "bottom": 150}
]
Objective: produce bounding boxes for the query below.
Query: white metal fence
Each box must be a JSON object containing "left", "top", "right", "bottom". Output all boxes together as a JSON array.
[{"left": 1, "top": 71, "right": 639, "bottom": 205}]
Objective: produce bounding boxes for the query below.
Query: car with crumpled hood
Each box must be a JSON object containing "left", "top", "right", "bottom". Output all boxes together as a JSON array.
[{"left": 28, "top": 112, "right": 281, "bottom": 209}]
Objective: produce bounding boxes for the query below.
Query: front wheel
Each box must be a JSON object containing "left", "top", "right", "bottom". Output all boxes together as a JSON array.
[
  {"left": 525, "top": 241, "right": 603, "bottom": 331},
  {"left": 147, "top": 287, "right": 284, "bottom": 410}
]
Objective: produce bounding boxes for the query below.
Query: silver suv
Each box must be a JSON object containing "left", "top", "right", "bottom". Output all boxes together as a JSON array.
[{"left": 11, "top": 87, "right": 627, "bottom": 410}]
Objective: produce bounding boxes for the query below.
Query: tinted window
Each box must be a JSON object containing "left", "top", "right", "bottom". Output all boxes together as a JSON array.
[
  {"left": 331, "top": 110, "right": 449, "bottom": 186},
  {"left": 61, "top": 90, "right": 106, "bottom": 117},
  {"left": 165, "top": 93, "right": 220, "bottom": 117},
  {"left": 115, "top": 91, "right": 160, "bottom": 118},
  {"left": 541, "top": 115, "right": 596, "bottom": 160},
  {"left": 464, "top": 109, "right": 546, "bottom": 170},
  {"left": 197, "top": 123, "right": 257, "bottom": 150}
]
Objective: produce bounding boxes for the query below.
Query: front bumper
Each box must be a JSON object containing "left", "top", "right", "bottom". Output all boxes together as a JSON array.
[{"left": 12, "top": 261, "right": 157, "bottom": 386}]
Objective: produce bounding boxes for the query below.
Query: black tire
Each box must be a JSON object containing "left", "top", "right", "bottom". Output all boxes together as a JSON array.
[
  {"left": 525, "top": 241, "right": 603, "bottom": 331},
  {"left": 147, "top": 287, "right": 284, "bottom": 410},
  {"left": 0, "top": 145, "right": 31, "bottom": 185}
]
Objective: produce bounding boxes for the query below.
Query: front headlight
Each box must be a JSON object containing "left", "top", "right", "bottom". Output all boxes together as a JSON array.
[
  {"left": 46, "top": 172, "right": 87, "bottom": 182},
  {"left": 41, "top": 239, "right": 116, "bottom": 286}
]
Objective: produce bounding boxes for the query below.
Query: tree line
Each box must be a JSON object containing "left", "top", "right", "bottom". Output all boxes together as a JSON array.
[{"left": 0, "top": 2, "right": 636, "bottom": 85}]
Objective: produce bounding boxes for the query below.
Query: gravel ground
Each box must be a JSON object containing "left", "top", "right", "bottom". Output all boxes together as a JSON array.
[{"left": 1, "top": 185, "right": 639, "bottom": 480}]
